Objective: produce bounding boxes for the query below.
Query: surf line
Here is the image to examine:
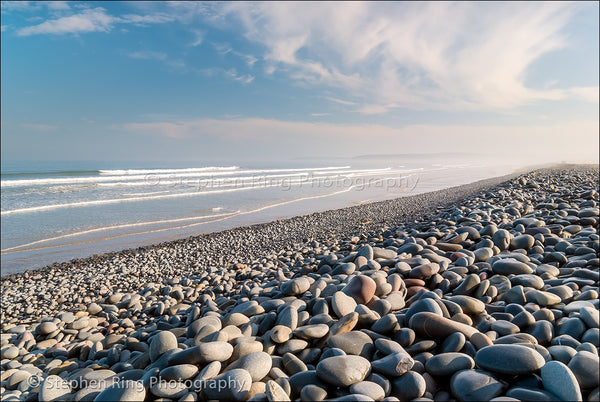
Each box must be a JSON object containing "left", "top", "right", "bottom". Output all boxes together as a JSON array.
[{"left": 1, "top": 184, "right": 360, "bottom": 255}]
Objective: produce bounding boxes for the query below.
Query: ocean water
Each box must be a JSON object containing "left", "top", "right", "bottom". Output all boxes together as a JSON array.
[{"left": 1, "top": 154, "right": 518, "bottom": 275}]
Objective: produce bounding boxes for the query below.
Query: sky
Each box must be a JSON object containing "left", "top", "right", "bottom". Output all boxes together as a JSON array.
[{"left": 1, "top": 1, "right": 598, "bottom": 167}]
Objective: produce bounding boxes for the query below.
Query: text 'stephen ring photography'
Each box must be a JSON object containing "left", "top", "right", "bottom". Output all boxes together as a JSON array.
[{"left": 0, "top": 2, "right": 598, "bottom": 402}]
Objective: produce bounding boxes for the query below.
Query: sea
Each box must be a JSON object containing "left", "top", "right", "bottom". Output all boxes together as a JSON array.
[{"left": 1, "top": 154, "right": 522, "bottom": 275}]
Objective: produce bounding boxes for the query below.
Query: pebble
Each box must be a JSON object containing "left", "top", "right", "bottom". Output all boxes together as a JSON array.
[
  {"left": 316, "top": 355, "right": 371, "bottom": 387},
  {"left": 541, "top": 361, "right": 582, "bottom": 401},
  {"left": 1, "top": 166, "right": 598, "bottom": 402},
  {"left": 425, "top": 353, "right": 475, "bottom": 376},
  {"left": 39, "top": 375, "right": 71, "bottom": 402},
  {"left": 475, "top": 345, "right": 546, "bottom": 375},
  {"left": 450, "top": 370, "right": 505, "bottom": 401}
]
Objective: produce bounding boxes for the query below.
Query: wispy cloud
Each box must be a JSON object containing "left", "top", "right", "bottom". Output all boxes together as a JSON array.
[
  {"left": 15, "top": 6, "right": 176, "bottom": 36},
  {"left": 1, "top": 25, "right": 7, "bottom": 32},
  {"left": 224, "top": 68, "right": 254, "bottom": 84},
  {"left": 216, "top": 2, "right": 594, "bottom": 111},
  {"left": 128, "top": 51, "right": 167, "bottom": 61},
  {"left": 16, "top": 7, "right": 113, "bottom": 36}
]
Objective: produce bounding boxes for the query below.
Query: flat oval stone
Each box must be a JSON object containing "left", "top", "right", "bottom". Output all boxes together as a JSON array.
[
  {"left": 371, "top": 351, "right": 414, "bottom": 377},
  {"left": 390, "top": 371, "right": 426, "bottom": 401},
  {"left": 450, "top": 369, "right": 504, "bottom": 402},
  {"left": 168, "top": 341, "right": 233, "bottom": 366},
  {"left": 475, "top": 344, "right": 545, "bottom": 375},
  {"left": 405, "top": 298, "right": 443, "bottom": 322},
  {"left": 159, "top": 364, "right": 198, "bottom": 381},
  {"left": 449, "top": 296, "right": 485, "bottom": 314},
  {"left": 492, "top": 259, "right": 533, "bottom": 275},
  {"left": 327, "top": 331, "right": 374, "bottom": 359},
  {"left": 293, "top": 324, "right": 329, "bottom": 340},
  {"left": 39, "top": 375, "right": 71, "bottom": 402},
  {"left": 95, "top": 380, "right": 146, "bottom": 402},
  {"left": 281, "top": 277, "right": 311, "bottom": 296},
  {"left": 426, "top": 353, "right": 475, "bottom": 376},
  {"left": 409, "top": 312, "right": 478, "bottom": 339},
  {"left": 541, "top": 361, "right": 582, "bottom": 401},
  {"left": 349, "top": 381, "right": 385, "bottom": 401},
  {"left": 409, "top": 263, "right": 440, "bottom": 279},
  {"left": 343, "top": 275, "right": 377, "bottom": 305},
  {"left": 568, "top": 351, "right": 599, "bottom": 389},
  {"left": 149, "top": 331, "right": 178, "bottom": 362},
  {"left": 226, "top": 351, "right": 272, "bottom": 382},
  {"left": 316, "top": 355, "right": 371, "bottom": 387},
  {"left": 204, "top": 369, "right": 252, "bottom": 401},
  {"left": 332, "top": 291, "right": 358, "bottom": 318}
]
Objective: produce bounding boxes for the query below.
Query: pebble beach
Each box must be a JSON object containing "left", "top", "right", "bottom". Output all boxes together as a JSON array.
[{"left": 0, "top": 165, "right": 598, "bottom": 401}]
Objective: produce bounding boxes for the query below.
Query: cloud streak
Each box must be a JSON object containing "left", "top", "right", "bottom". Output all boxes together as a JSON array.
[{"left": 217, "top": 2, "right": 597, "bottom": 112}]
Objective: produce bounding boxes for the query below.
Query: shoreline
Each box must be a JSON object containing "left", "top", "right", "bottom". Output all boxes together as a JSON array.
[
  {"left": 0, "top": 164, "right": 598, "bottom": 402},
  {"left": 2, "top": 168, "right": 524, "bottom": 281}
]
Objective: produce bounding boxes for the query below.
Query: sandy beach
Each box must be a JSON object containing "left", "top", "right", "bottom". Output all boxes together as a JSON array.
[{"left": 0, "top": 165, "right": 598, "bottom": 401}]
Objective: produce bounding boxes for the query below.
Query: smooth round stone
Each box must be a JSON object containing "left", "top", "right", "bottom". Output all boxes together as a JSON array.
[
  {"left": 564, "top": 301, "right": 596, "bottom": 314},
  {"left": 548, "top": 345, "right": 577, "bottom": 364},
  {"left": 492, "top": 229, "right": 511, "bottom": 250},
  {"left": 316, "top": 355, "right": 371, "bottom": 387},
  {"left": 511, "top": 310, "right": 536, "bottom": 329},
  {"left": 527, "top": 290, "right": 562, "bottom": 306},
  {"left": 371, "top": 352, "right": 414, "bottom": 377},
  {"left": 327, "top": 331, "right": 374, "bottom": 359},
  {"left": 505, "top": 387, "right": 558, "bottom": 401},
  {"left": 475, "top": 344, "right": 545, "bottom": 375},
  {"left": 37, "top": 321, "right": 58, "bottom": 335},
  {"left": 204, "top": 369, "right": 252, "bottom": 401},
  {"left": 271, "top": 325, "right": 292, "bottom": 343},
  {"left": 149, "top": 331, "right": 178, "bottom": 362},
  {"left": 409, "top": 263, "right": 440, "bottom": 279},
  {"left": 2, "top": 346, "right": 18, "bottom": 360},
  {"left": 426, "top": 353, "right": 475, "bottom": 376},
  {"left": 449, "top": 296, "right": 485, "bottom": 314},
  {"left": 293, "top": 324, "right": 329, "bottom": 340},
  {"left": 441, "top": 332, "right": 466, "bottom": 353},
  {"left": 559, "top": 317, "right": 587, "bottom": 339},
  {"left": 266, "top": 380, "right": 291, "bottom": 402},
  {"left": 350, "top": 381, "right": 385, "bottom": 401},
  {"left": 390, "top": 371, "right": 425, "bottom": 401},
  {"left": 541, "top": 361, "right": 582, "bottom": 402},
  {"left": 450, "top": 369, "right": 504, "bottom": 402},
  {"left": 490, "top": 321, "right": 520, "bottom": 336},
  {"left": 582, "top": 328, "right": 599, "bottom": 345},
  {"left": 168, "top": 341, "right": 233, "bottom": 366},
  {"left": 332, "top": 292, "right": 358, "bottom": 318},
  {"left": 511, "top": 235, "right": 535, "bottom": 250},
  {"left": 371, "top": 314, "right": 398, "bottom": 334},
  {"left": 300, "top": 384, "right": 328, "bottom": 402},
  {"left": 579, "top": 307, "right": 600, "bottom": 328},
  {"left": 511, "top": 274, "right": 544, "bottom": 290},
  {"left": 281, "top": 277, "right": 311, "bottom": 296},
  {"left": 159, "top": 364, "right": 198, "bottom": 381},
  {"left": 474, "top": 247, "right": 494, "bottom": 262},
  {"left": 227, "top": 351, "right": 272, "bottom": 382},
  {"left": 568, "top": 351, "right": 600, "bottom": 389},
  {"left": 409, "top": 312, "right": 478, "bottom": 340},
  {"left": 405, "top": 299, "right": 443, "bottom": 322},
  {"left": 343, "top": 275, "right": 377, "bottom": 305},
  {"left": 39, "top": 375, "right": 71, "bottom": 402},
  {"left": 492, "top": 259, "right": 533, "bottom": 275},
  {"left": 95, "top": 380, "right": 146, "bottom": 402}
]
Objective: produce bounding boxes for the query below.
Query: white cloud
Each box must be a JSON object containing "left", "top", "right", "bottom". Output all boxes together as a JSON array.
[
  {"left": 224, "top": 68, "right": 254, "bottom": 84},
  {"left": 1, "top": 25, "right": 7, "bottom": 31},
  {"left": 189, "top": 30, "right": 203, "bottom": 47},
  {"left": 216, "top": 2, "right": 594, "bottom": 112},
  {"left": 16, "top": 7, "right": 113, "bottom": 36},
  {"left": 128, "top": 51, "right": 167, "bottom": 61}
]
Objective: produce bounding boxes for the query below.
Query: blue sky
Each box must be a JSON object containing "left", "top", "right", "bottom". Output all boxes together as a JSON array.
[{"left": 1, "top": 1, "right": 598, "bottom": 165}]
